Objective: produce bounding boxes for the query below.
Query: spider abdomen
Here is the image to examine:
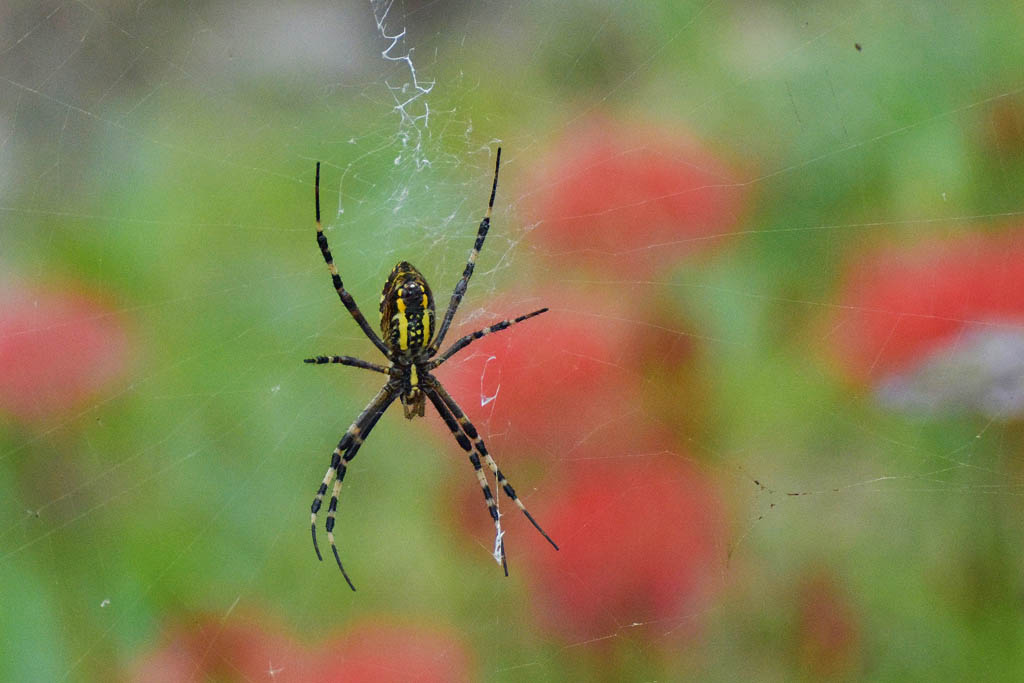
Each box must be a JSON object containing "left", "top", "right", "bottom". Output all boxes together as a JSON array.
[{"left": 380, "top": 261, "right": 435, "bottom": 357}]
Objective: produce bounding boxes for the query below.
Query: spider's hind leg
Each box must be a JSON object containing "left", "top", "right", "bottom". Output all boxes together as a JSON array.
[
  {"left": 428, "top": 148, "right": 502, "bottom": 355},
  {"left": 313, "top": 162, "right": 391, "bottom": 357}
]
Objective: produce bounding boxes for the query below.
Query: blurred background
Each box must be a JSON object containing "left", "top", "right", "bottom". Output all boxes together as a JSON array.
[{"left": 3, "top": 0, "right": 1024, "bottom": 680}]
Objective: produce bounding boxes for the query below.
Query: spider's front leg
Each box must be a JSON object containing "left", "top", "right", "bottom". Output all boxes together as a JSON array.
[
  {"left": 424, "top": 385, "right": 510, "bottom": 574},
  {"left": 423, "top": 376, "right": 558, "bottom": 575},
  {"left": 310, "top": 383, "right": 398, "bottom": 590}
]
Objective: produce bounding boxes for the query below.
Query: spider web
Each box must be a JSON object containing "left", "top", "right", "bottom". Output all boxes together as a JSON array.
[{"left": 2, "top": 0, "right": 1024, "bottom": 680}]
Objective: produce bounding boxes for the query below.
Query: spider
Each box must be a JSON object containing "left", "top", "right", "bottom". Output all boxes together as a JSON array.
[{"left": 305, "top": 149, "right": 558, "bottom": 590}]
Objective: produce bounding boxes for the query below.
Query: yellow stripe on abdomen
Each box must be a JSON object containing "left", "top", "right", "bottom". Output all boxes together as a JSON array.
[
  {"left": 421, "top": 294, "right": 430, "bottom": 345},
  {"left": 396, "top": 298, "right": 409, "bottom": 350}
]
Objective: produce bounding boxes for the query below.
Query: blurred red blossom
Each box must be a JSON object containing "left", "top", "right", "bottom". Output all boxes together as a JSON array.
[
  {"left": 520, "top": 446, "right": 726, "bottom": 644},
  {"left": 0, "top": 280, "right": 129, "bottom": 422},
  {"left": 319, "top": 620, "right": 474, "bottom": 682},
  {"left": 129, "top": 614, "right": 474, "bottom": 682},
  {"left": 433, "top": 286, "right": 703, "bottom": 461},
  {"left": 526, "top": 117, "right": 749, "bottom": 276},
  {"left": 830, "top": 233, "right": 1024, "bottom": 415},
  {"left": 795, "top": 569, "right": 861, "bottom": 677},
  {"left": 432, "top": 287, "right": 641, "bottom": 461}
]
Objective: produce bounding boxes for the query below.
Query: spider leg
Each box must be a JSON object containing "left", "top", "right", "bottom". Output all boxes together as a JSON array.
[
  {"left": 310, "top": 383, "right": 398, "bottom": 590},
  {"left": 429, "top": 148, "right": 501, "bottom": 354},
  {"left": 426, "top": 378, "right": 559, "bottom": 556},
  {"left": 325, "top": 402, "right": 392, "bottom": 590},
  {"left": 424, "top": 386, "right": 508, "bottom": 576},
  {"left": 427, "top": 379, "right": 558, "bottom": 551},
  {"left": 304, "top": 355, "right": 392, "bottom": 375},
  {"left": 310, "top": 453, "right": 338, "bottom": 561},
  {"left": 314, "top": 162, "right": 391, "bottom": 357},
  {"left": 428, "top": 308, "right": 548, "bottom": 369}
]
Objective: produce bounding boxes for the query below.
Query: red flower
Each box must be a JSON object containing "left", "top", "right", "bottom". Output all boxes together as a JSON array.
[
  {"left": 795, "top": 569, "right": 860, "bottom": 677},
  {"left": 830, "top": 233, "right": 1024, "bottom": 414},
  {"left": 520, "top": 443, "right": 726, "bottom": 644},
  {"left": 431, "top": 287, "right": 640, "bottom": 462},
  {"left": 0, "top": 280, "right": 129, "bottom": 422},
  {"left": 129, "top": 614, "right": 474, "bottom": 683},
  {"left": 437, "top": 288, "right": 708, "bottom": 579},
  {"left": 311, "top": 620, "right": 474, "bottom": 683},
  {"left": 129, "top": 617, "right": 298, "bottom": 683},
  {"left": 527, "top": 117, "right": 748, "bottom": 276}
]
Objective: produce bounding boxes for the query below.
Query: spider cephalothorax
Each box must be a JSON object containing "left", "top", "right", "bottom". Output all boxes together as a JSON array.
[{"left": 304, "top": 149, "right": 558, "bottom": 590}]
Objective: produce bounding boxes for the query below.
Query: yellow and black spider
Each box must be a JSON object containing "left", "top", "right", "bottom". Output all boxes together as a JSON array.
[{"left": 305, "top": 149, "right": 558, "bottom": 590}]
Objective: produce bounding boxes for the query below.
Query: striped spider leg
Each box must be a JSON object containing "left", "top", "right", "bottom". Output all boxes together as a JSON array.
[
  {"left": 423, "top": 377, "right": 558, "bottom": 575},
  {"left": 308, "top": 383, "right": 399, "bottom": 590}
]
